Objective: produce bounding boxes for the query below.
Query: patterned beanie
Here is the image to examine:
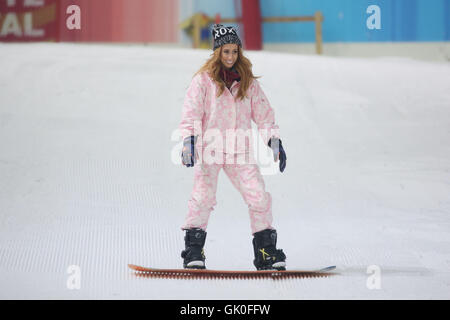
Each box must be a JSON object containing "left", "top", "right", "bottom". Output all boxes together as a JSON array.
[{"left": 211, "top": 24, "right": 242, "bottom": 51}]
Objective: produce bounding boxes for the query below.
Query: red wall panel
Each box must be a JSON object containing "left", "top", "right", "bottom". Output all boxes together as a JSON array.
[
  {"left": 1, "top": 0, "right": 179, "bottom": 43},
  {"left": 241, "top": 0, "right": 262, "bottom": 50}
]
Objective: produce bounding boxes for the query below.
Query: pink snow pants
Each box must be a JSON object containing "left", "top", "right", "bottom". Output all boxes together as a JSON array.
[{"left": 182, "top": 153, "right": 273, "bottom": 235}]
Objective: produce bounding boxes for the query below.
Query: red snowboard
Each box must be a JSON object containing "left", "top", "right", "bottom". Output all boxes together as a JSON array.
[{"left": 128, "top": 264, "right": 336, "bottom": 279}]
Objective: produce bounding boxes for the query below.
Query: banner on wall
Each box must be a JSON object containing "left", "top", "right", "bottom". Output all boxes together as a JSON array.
[
  {"left": 0, "top": 0, "right": 58, "bottom": 42},
  {"left": 1, "top": 0, "right": 179, "bottom": 43}
]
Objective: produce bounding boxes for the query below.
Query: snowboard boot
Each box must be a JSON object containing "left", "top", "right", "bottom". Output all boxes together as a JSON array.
[
  {"left": 252, "top": 229, "right": 286, "bottom": 271},
  {"left": 181, "top": 228, "right": 207, "bottom": 269}
]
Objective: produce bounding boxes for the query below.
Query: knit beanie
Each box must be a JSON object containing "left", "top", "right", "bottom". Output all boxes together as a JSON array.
[{"left": 211, "top": 24, "right": 242, "bottom": 51}]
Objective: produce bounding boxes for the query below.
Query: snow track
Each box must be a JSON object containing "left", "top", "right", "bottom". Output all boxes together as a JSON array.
[{"left": 0, "top": 43, "right": 450, "bottom": 299}]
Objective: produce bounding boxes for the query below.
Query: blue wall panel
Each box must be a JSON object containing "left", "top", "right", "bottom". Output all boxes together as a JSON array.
[
  {"left": 192, "top": 0, "right": 450, "bottom": 43},
  {"left": 446, "top": 0, "right": 450, "bottom": 39},
  {"left": 260, "top": 0, "right": 449, "bottom": 42}
]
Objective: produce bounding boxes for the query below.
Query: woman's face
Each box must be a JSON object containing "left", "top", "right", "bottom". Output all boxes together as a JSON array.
[{"left": 220, "top": 44, "right": 238, "bottom": 69}]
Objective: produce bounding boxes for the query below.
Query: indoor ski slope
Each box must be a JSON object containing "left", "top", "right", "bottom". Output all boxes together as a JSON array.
[{"left": 0, "top": 43, "right": 449, "bottom": 299}]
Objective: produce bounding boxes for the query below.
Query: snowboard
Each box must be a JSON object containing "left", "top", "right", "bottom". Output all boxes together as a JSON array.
[{"left": 128, "top": 264, "right": 337, "bottom": 279}]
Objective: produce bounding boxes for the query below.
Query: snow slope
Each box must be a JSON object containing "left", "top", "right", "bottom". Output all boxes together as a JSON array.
[{"left": 0, "top": 43, "right": 450, "bottom": 299}]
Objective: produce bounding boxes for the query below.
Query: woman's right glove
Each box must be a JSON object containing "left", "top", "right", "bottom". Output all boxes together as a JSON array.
[{"left": 181, "top": 136, "right": 198, "bottom": 167}]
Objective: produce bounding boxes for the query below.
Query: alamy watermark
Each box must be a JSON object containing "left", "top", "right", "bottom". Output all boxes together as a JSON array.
[
  {"left": 367, "top": 5, "right": 382, "bottom": 30},
  {"left": 66, "top": 5, "right": 81, "bottom": 30},
  {"left": 171, "top": 124, "right": 281, "bottom": 175},
  {"left": 366, "top": 265, "right": 381, "bottom": 290},
  {"left": 66, "top": 265, "right": 81, "bottom": 290}
]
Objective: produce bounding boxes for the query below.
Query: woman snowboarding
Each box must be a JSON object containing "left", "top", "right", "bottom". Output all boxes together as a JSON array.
[{"left": 179, "top": 24, "right": 287, "bottom": 271}]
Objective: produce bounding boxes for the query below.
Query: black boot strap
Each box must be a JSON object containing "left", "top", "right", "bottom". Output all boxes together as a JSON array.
[
  {"left": 253, "top": 229, "right": 277, "bottom": 248},
  {"left": 185, "top": 228, "right": 207, "bottom": 247}
]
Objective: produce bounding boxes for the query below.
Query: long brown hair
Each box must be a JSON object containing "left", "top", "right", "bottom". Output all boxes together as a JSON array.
[{"left": 194, "top": 45, "right": 259, "bottom": 101}]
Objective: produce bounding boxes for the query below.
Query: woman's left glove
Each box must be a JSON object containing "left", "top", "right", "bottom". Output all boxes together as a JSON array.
[
  {"left": 268, "top": 137, "right": 287, "bottom": 173},
  {"left": 181, "top": 135, "right": 198, "bottom": 167}
]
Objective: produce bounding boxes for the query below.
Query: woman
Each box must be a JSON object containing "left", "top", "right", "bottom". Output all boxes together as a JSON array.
[{"left": 179, "top": 24, "right": 287, "bottom": 270}]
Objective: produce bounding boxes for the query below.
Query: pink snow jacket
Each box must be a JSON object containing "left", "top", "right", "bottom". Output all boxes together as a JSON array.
[{"left": 179, "top": 71, "right": 280, "bottom": 156}]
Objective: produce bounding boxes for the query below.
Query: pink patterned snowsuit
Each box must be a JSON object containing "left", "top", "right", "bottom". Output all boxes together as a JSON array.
[{"left": 179, "top": 71, "right": 281, "bottom": 234}]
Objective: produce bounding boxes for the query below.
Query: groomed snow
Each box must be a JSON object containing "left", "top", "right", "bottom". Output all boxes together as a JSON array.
[{"left": 0, "top": 43, "right": 449, "bottom": 299}]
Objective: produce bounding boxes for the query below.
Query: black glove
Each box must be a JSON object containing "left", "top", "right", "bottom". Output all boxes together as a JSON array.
[
  {"left": 268, "top": 137, "right": 287, "bottom": 173},
  {"left": 181, "top": 136, "right": 198, "bottom": 167}
]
